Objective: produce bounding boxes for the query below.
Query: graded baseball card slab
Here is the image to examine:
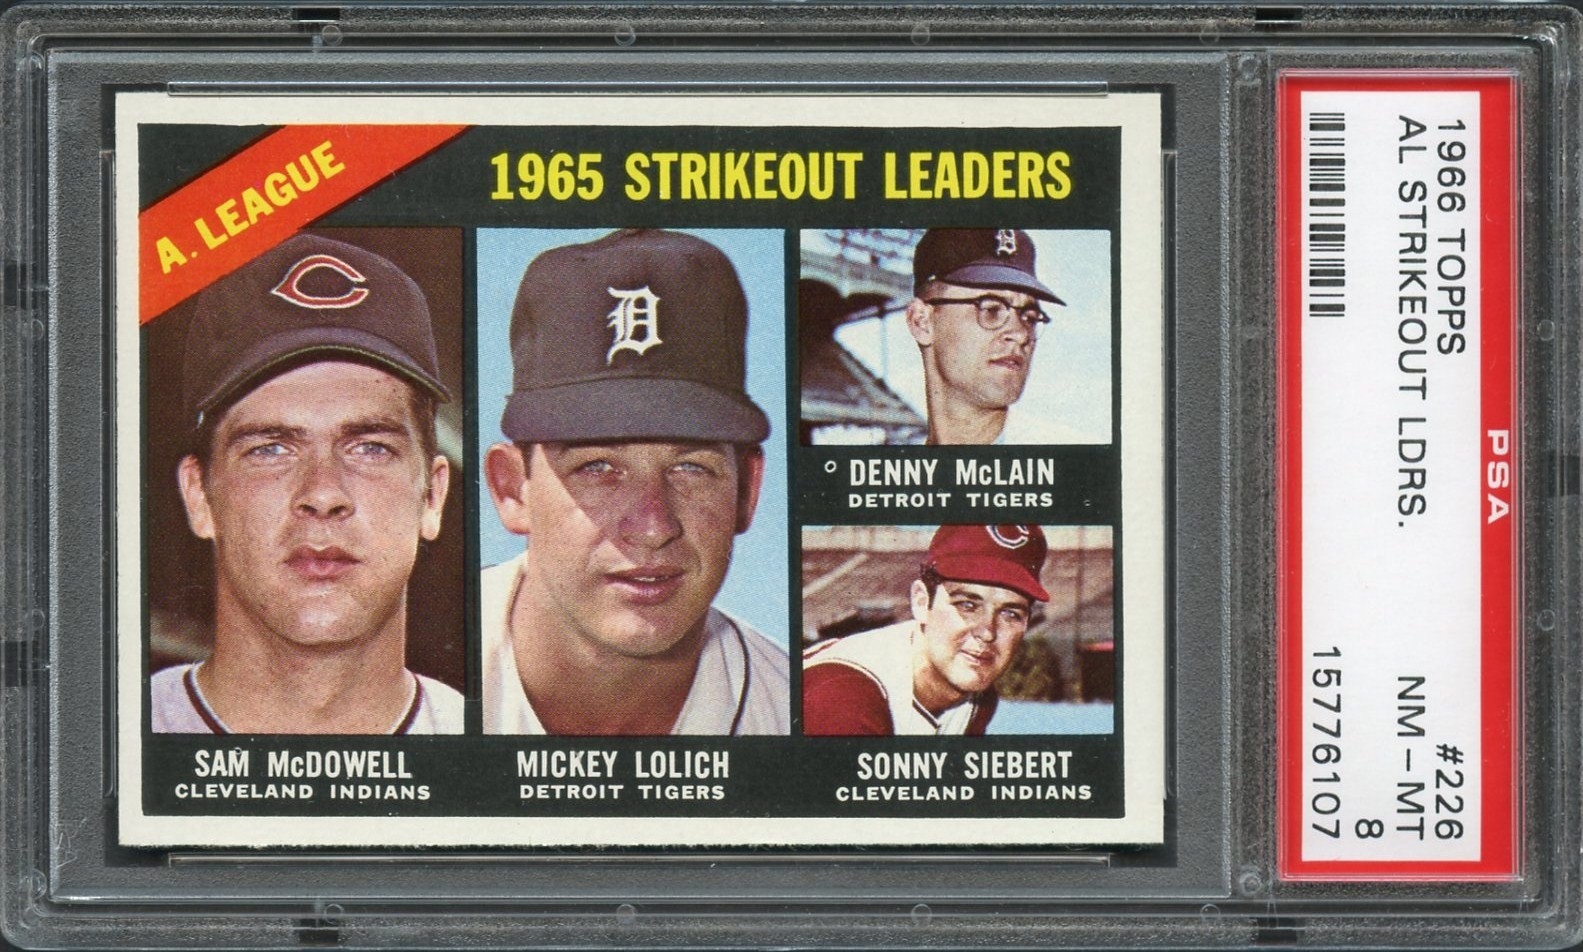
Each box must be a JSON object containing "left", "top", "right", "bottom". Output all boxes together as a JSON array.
[{"left": 4, "top": 3, "right": 1580, "bottom": 950}]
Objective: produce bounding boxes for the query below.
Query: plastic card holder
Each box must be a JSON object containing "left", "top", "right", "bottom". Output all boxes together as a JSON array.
[{"left": 1, "top": 3, "right": 1577, "bottom": 949}]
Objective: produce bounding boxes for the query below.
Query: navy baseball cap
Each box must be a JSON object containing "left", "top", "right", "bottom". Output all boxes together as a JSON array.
[
  {"left": 500, "top": 228, "right": 770, "bottom": 444},
  {"left": 912, "top": 228, "right": 1064, "bottom": 305},
  {"left": 183, "top": 233, "right": 452, "bottom": 425}
]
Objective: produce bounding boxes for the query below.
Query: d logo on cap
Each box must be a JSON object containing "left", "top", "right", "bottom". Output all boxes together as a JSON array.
[
  {"left": 606, "top": 285, "right": 663, "bottom": 364},
  {"left": 270, "top": 254, "right": 371, "bottom": 310}
]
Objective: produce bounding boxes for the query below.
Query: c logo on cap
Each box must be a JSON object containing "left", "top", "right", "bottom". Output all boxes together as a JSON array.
[
  {"left": 986, "top": 525, "right": 1031, "bottom": 549},
  {"left": 271, "top": 254, "right": 370, "bottom": 310}
]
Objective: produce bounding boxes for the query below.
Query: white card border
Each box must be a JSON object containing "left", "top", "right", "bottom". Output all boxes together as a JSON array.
[{"left": 114, "top": 91, "right": 1166, "bottom": 848}]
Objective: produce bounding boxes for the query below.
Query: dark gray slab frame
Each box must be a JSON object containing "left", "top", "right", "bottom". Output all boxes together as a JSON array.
[{"left": 1, "top": 3, "right": 1578, "bottom": 949}]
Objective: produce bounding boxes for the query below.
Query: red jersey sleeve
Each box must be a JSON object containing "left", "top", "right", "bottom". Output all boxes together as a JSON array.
[
  {"left": 802, "top": 664, "right": 893, "bottom": 736},
  {"left": 965, "top": 690, "right": 999, "bottom": 736}
]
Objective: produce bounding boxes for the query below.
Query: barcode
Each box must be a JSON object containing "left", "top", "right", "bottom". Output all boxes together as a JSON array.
[{"left": 1307, "top": 111, "right": 1346, "bottom": 318}]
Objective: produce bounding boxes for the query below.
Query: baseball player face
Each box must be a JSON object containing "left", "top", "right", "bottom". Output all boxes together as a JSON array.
[
  {"left": 177, "top": 361, "right": 449, "bottom": 650},
  {"left": 488, "top": 440, "right": 763, "bottom": 663},
  {"left": 910, "top": 579, "right": 1031, "bottom": 704},
  {"left": 907, "top": 284, "right": 1039, "bottom": 413}
]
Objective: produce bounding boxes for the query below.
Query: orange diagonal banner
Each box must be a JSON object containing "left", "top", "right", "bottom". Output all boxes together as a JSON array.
[{"left": 139, "top": 124, "right": 467, "bottom": 322}]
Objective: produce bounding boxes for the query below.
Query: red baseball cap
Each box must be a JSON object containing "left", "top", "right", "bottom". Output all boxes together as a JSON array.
[{"left": 926, "top": 524, "right": 1050, "bottom": 603}]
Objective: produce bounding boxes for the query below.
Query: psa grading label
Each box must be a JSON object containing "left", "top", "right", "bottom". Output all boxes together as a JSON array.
[
  {"left": 113, "top": 93, "right": 1166, "bottom": 848},
  {"left": 1276, "top": 73, "right": 1519, "bottom": 880}
]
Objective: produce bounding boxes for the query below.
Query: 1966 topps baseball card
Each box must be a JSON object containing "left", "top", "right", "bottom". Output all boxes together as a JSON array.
[{"left": 114, "top": 92, "right": 1165, "bottom": 847}]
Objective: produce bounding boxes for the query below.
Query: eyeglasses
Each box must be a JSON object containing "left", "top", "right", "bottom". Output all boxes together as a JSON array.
[{"left": 924, "top": 295, "right": 1050, "bottom": 336}]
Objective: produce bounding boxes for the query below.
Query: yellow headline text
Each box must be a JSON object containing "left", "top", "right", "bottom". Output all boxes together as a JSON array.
[{"left": 488, "top": 150, "right": 1074, "bottom": 202}]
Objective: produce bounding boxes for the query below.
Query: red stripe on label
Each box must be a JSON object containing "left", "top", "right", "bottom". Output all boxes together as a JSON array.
[
  {"left": 1476, "top": 77, "right": 1519, "bottom": 879},
  {"left": 1275, "top": 72, "right": 1307, "bottom": 880}
]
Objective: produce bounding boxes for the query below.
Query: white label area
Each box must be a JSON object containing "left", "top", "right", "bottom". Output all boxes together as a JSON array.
[{"left": 1298, "top": 91, "right": 1485, "bottom": 863}]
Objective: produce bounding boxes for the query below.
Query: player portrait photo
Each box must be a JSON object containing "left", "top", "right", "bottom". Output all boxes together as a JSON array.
[
  {"left": 142, "top": 228, "right": 467, "bottom": 735},
  {"left": 801, "top": 524, "right": 1116, "bottom": 735},
  {"left": 476, "top": 227, "right": 791, "bottom": 736},
  {"left": 799, "top": 228, "right": 1113, "bottom": 446}
]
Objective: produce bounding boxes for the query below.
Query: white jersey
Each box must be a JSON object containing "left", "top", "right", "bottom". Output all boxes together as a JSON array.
[
  {"left": 150, "top": 663, "right": 464, "bottom": 734},
  {"left": 481, "top": 555, "right": 790, "bottom": 735},
  {"left": 994, "top": 406, "right": 1106, "bottom": 445},
  {"left": 801, "top": 621, "right": 991, "bottom": 736}
]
